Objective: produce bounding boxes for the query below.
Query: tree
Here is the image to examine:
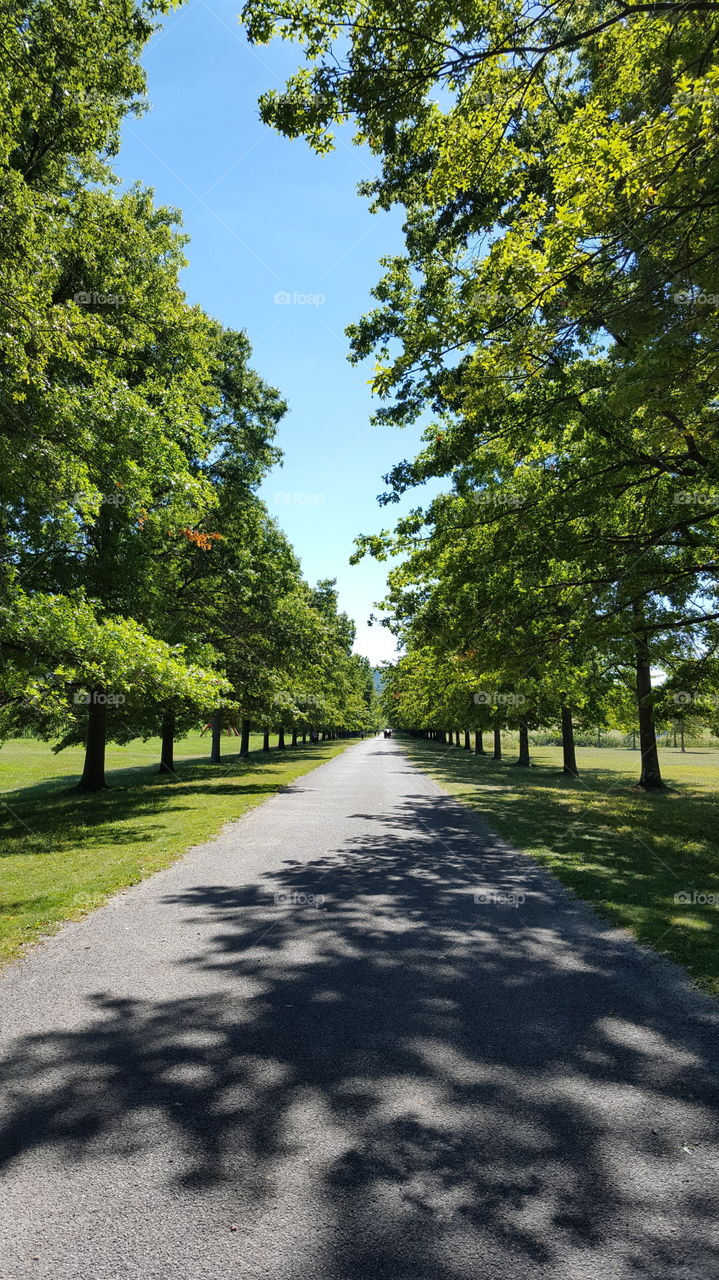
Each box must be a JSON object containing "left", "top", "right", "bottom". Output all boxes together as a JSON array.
[
  {"left": 0, "top": 0, "right": 238, "bottom": 786},
  {"left": 0, "top": 0, "right": 176, "bottom": 544},
  {"left": 0, "top": 0, "right": 375, "bottom": 795},
  {"left": 0, "top": 592, "right": 228, "bottom": 789},
  {"left": 2, "top": 181, "right": 233, "bottom": 779},
  {"left": 242, "top": 0, "right": 719, "bottom": 789},
  {"left": 140, "top": 323, "right": 287, "bottom": 767}
]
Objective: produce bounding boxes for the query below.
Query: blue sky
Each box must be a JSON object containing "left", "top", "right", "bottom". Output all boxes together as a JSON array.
[{"left": 112, "top": 0, "right": 435, "bottom": 664}]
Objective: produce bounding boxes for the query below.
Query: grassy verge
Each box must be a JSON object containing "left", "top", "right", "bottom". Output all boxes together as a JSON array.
[
  {"left": 0, "top": 732, "right": 354, "bottom": 965},
  {"left": 400, "top": 736, "right": 719, "bottom": 996}
]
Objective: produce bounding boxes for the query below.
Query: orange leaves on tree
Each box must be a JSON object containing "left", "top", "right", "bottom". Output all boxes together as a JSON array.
[{"left": 179, "top": 528, "right": 224, "bottom": 550}]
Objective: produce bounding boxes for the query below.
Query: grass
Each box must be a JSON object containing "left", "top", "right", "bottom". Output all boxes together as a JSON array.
[
  {"left": 0, "top": 731, "right": 354, "bottom": 965},
  {"left": 399, "top": 736, "right": 719, "bottom": 997}
]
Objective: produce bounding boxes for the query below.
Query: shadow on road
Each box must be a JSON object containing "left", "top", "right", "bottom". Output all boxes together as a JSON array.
[{"left": 0, "top": 788, "right": 717, "bottom": 1278}]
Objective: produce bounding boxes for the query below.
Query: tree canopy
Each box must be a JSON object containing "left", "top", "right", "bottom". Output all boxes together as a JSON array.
[
  {"left": 240, "top": 0, "right": 719, "bottom": 787},
  {"left": 0, "top": 0, "right": 379, "bottom": 789}
]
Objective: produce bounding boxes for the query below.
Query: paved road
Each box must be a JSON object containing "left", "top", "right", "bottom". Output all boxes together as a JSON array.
[{"left": 1, "top": 738, "right": 718, "bottom": 1280}]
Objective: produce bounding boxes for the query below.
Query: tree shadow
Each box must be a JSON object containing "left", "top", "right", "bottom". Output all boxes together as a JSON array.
[
  {"left": 399, "top": 738, "right": 719, "bottom": 993},
  {"left": 0, "top": 745, "right": 336, "bottom": 856},
  {"left": 0, "top": 789, "right": 717, "bottom": 1277}
]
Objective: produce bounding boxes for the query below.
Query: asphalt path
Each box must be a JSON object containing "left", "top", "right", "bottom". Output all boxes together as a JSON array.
[{"left": 0, "top": 736, "right": 717, "bottom": 1280}]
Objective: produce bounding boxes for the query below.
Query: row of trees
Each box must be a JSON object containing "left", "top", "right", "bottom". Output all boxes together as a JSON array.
[
  {"left": 378, "top": 645, "right": 719, "bottom": 775},
  {"left": 242, "top": 0, "right": 719, "bottom": 788},
  {"left": 0, "top": 0, "right": 376, "bottom": 790}
]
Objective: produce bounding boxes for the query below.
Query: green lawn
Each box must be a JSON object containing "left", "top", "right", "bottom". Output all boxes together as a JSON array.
[
  {"left": 399, "top": 736, "right": 719, "bottom": 996},
  {"left": 0, "top": 732, "right": 353, "bottom": 965}
]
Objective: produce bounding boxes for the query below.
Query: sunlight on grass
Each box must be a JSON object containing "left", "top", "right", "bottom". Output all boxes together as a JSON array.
[
  {"left": 400, "top": 737, "right": 719, "bottom": 997},
  {"left": 0, "top": 733, "right": 354, "bottom": 964}
]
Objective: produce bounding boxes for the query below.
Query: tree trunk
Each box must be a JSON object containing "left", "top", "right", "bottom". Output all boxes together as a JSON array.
[
  {"left": 263, "top": 730, "right": 270, "bottom": 751},
  {"left": 302, "top": 731, "right": 307, "bottom": 744},
  {"left": 474, "top": 729, "right": 485, "bottom": 755},
  {"left": 239, "top": 718, "right": 251, "bottom": 758},
  {"left": 464, "top": 730, "right": 471, "bottom": 750},
  {"left": 493, "top": 726, "right": 502, "bottom": 760},
  {"left": 77, "top": 692, "right": 108, "bottom": 791},
  {"left": 278, "top": 727, "right": 286, "bottom": 749},
  {"left": 634, "top": 617, "right": 665, "bottom": 789},
  {"left": 673, "top": 725, "right": 677, "bottom": 748},
  {"left": 291, "top": 728, "right": 298, "bottom": 746},
  {"left": 561, "top": 703, "right": 578, "bottom": 776},
  {"left": 597, "top": 726, "right": 601, "bottom": 748},
  {"left": 210, "top": 710, "right": 222, "bottom": 764},
  {"left": 448, "top": 729, "right": 454, "bottom": 746},
  {"left": 159, "top": 706, "right": 175, "bottom": 776},
  {"left": 680, "top": 721, "right": 685, "bottom": 753},
  {"left": 515, "top": 719, "right": 530, "bottom": 767}
]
